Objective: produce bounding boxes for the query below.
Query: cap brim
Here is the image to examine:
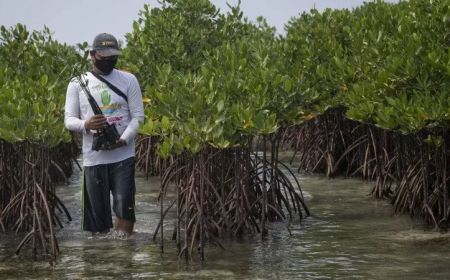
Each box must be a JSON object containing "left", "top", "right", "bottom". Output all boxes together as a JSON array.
[{"left": 95, "top": 48, "right": 122, "bottom": 56}]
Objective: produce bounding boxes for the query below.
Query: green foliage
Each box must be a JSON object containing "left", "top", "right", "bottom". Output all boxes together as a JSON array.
[
  {"left": 121, "top": 0, "right": 222, "bottom": 88},
  {"left": 124, "top": 0, "right": 284, "bottom": 156},
  {"left": 0, "top": 24, "right": 88, "bottom": 146},
  {"left": 1, "top": 0, "right": 447, "bottom": 151},
  {"left": 124, "top": 0, "right": 449, "bottom": 156},
  {"left": 285, "top": 0, "right": 449, "bottom": 133}
]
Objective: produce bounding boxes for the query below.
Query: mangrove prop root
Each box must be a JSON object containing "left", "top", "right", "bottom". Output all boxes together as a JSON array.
[
  {"left": 136, "top": 135, "right": 173, "bottom": 178},
  {"left": 152, "top": 137, "right": 309, "bottom": 260},
  {"left": 0, "top": 140, "right": 74, "bottom": 261},
  {"left": 283, "top": 108, "right": 450, "bottom": 229}
]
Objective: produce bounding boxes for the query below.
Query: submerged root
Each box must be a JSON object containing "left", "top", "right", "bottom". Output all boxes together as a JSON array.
[
  {"left": 0, "top": 140, "right": 74, "bottom": 261},
  {"left": 153, "top": 137, "right": 309, "bottom": 260},
  {"left": 283, "top": 109, "right": 450, "bottom": 229}
]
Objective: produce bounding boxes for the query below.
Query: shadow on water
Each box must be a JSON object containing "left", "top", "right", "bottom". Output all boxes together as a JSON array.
[{"left": 2, "top": 165, "right": 450, "bottom": 279}]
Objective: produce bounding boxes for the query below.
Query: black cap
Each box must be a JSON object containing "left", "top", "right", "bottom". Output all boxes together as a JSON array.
[{"left": 92, "top": 33, "right": 121, "bottom": 56}]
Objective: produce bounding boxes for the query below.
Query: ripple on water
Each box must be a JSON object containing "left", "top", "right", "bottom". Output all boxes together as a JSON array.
[
  {"left": 390, "top": 230, "right": 450, "bottom": 242},
  {"left": 173, "top": 269, "right": 235, "bottom": 278}
]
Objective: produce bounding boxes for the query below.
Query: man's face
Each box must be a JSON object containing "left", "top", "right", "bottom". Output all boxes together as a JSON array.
[{"left": 91, "top": 51, "right": 118, "bottom": 74}]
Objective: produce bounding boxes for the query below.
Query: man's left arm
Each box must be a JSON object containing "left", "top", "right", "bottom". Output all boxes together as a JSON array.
[{"left": 120, "top": 75, "right": 145, "bottom": 144}]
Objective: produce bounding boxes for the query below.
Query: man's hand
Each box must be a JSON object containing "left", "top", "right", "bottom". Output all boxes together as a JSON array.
[
  {"left": 85, "top": 115, "right": 107, "bottom": 130},
  {"left": 109, "top": 139, "right": 127, "bottom": 150}
]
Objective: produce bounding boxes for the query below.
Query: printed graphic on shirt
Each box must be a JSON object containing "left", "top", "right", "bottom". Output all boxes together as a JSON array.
[
  {"left": 94, "top": 84, "right": 124, "bottom": 125},
  {"left": 101, "top": 90, "right": 111, "bottom": 107},
  {"left": 100, "top": 89, "right": 120, "bottom": 115}
]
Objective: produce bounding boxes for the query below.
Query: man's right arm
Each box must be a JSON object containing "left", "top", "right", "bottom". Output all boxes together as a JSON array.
[{"left": 64, "top": 80, "right": 88, "bottom": 133}]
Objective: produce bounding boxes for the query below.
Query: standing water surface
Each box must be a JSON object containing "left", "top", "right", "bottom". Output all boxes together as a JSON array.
[{"left": 1, "top": 166, "right": 450, "bottom": 279}]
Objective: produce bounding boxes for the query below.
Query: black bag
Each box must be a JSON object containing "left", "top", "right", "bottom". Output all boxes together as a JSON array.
[{"left": 91, "top": 123, "right": 120, "bottom": 151}]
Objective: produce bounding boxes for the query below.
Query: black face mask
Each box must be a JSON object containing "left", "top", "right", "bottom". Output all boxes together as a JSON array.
[{"left": 94, "top": 58, "right": 117, "bottom": 75}]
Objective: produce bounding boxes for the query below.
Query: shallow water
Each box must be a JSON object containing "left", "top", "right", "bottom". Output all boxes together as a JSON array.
[{"left": 2, "top": 165, "right": 450, "bottom": 279}]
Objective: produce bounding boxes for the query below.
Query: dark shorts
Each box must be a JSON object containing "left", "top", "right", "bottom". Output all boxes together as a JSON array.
[{"left": 82, "top": 157, "right": 136, "bottom": 232}]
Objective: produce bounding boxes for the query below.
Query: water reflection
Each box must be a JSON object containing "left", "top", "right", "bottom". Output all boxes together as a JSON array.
[{"left": 1, "top": 168, "right": 450, "bottom": 279}]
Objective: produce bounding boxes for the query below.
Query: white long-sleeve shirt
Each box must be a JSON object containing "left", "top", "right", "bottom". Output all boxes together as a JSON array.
[{"left": 64, "top": 69, "right": 144, "bottom": 166}]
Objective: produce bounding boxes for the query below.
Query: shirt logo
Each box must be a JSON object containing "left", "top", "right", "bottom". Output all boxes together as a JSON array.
[{"left": 101, "top": 90, "right": 111, "bottom": 106}]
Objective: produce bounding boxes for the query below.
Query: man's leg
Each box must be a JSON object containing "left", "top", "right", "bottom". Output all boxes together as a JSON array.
[
  {"left": 115, "top": 217, "right": 134, "bottom": 234},
  {"left": 82, "top": 164, "right": 114, "bottom": 233},
  {"left": 109, "top": 157, "right": 136, "bottom": 235}
]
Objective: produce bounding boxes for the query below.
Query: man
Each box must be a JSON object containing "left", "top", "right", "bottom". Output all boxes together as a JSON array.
[{"left": 64, "top": 33, "right": 144, "bottom": 237}]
